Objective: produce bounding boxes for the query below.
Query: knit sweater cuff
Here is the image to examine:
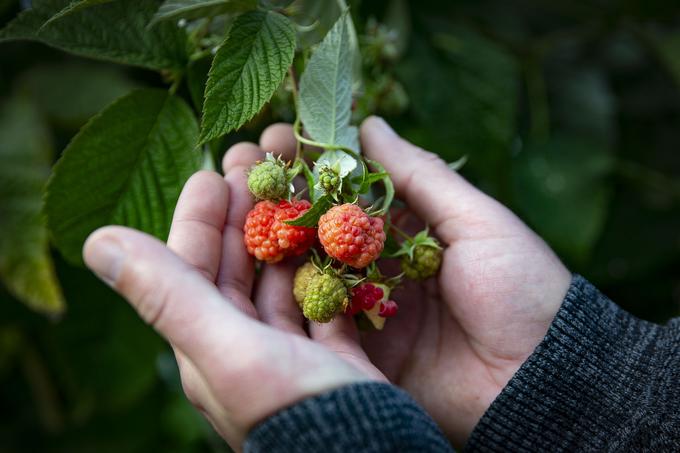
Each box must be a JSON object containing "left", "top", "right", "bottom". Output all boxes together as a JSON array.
[
  {"left": 465, "top": 274, "right": 669, "bottom": 452},
  {"left": 245, "top": 382, "right": 453, "bottom": 453}
]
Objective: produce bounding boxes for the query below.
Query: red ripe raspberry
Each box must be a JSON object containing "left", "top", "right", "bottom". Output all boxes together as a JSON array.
[
  {"left": 347, "top": 283, "right": 384, "bottom": 315},
  {"left": 318, "top": 204, "right": 386, "bottom": 268},
  {"left": 379, "top": 300, "right": 398, "bottom": 318},
  {"left": 244, "top": 200, "right": 316, "bottom": 263}
]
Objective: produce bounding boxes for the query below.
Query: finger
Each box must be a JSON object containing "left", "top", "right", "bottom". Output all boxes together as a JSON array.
[
  {"left": 218, "top": 143, "right": 261, "bottom": 316},
  {"left": 259, "top": 123, "right": 297, "bottom": 160},
  {"left": 254, "top": 262, "right": 306, "bottom": 336},
  {"left": 360, "top": 116, "right": 492, "bottom": 243},
  {"left": 310, "top": 316, "right": 385, "bottom": 380},
  {"left": 83, "top": 226, "right": 256, "bottom": 369},
  {"left": 167, "top": 171, "right": 228, "bottom": 282},
  {"left": 222, "top": 141, "right": 263, "bottom": 173}
]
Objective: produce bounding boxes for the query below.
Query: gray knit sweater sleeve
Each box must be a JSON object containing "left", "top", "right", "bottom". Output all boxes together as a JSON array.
[
  {"left": 244, "top": 382, "right": 454, "bottom": 452},
  {"left": 466, "top": 274, "right": 680, "bottom": 452}
]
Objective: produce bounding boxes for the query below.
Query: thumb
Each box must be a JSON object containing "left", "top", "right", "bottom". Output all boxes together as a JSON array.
[
  {"left": 83, "top": 226, "right": 251, "bottom": 368},
  {"left": 360, "top": 116, "right": 492, "bottom": 243}
]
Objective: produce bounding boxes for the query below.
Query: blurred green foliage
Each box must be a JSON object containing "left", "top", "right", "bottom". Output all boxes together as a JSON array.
[{"left": 0, "top": 0, "right": 679, "bottom": 451}]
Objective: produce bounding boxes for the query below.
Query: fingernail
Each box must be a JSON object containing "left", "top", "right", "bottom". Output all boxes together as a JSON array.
[
  {"left": 84, "top": 237, "right": 124, "bottom": 287},
  {"left": 370, "top": 116, "right": 397, "bottom": 137}
]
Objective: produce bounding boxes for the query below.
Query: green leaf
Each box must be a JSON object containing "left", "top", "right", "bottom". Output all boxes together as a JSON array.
[
  {"left": 149, "top": 0, "right": 256, "bottom": 27},
  {"left": 298, "top": 12, "right": 355, "bottom": 150},
  {"left": 512, "top": 137, "right": 613, "bottom": 264},
  {"left": 366, "top": 159, "right": 394, "bottom": 216},
  {"left": 300, "top": 160, "right": 316, "bottom": 200},
  {"left": 199, "top": 10, "right": 295, "bottom": 143},
  {"left": 18, "top": 62, "right": 138, "bottom": 128},
  {"left": 0, "top": 0, "right": 189, "bottom": 70},
  {"left": 45, "top": 89, "right": 201, "bottom": 265},
  {"left": 0, "top": 97, "right": 65, "bottom": 316},
  {"left": 285, "top": 196, "right": 332, "bottom": 227},
  {"left": 39, "top": 0, "right": 114, "bottom": 29}
]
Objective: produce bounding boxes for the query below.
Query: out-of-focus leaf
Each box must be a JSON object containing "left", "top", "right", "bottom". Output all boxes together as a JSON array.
[
  {"left": 45, "top": 89, "right": 201, "bottom": 265},
  {"left": 149, "top": 0, "right": 256, "bottom": 27},
  {"left": 17, "top": 62, "right": 137, "bottom": 128},
  {"left": 548, "top": 66, "right": 616, "bottom": 147},
  {"left": 46, "top": 260, "right": 165, "bottom": 413},
  {"left": 384, "top": 0, "right": 410, "bottom": 59},
  {"left": 644, "top": 28, "right": 680, "bottom": 89},
  {"left": 0, "top": 97, "right": 65, "bottom": 315},
  {"left": 39, "top": 0, "right": 113, "bottom": 29},
  {"left": 400, "top": 28, "right": 518, "bottom": 189},
  {"left": 0, "top": 0, "right": 189, "bottom": 70},
  {"left": 186, "top": 55, "right": 211, "bottom": 112},
  {"left": 199, "top": 10, "right": 295, "bottom": 143},
  {"left": 299, "top": 12, "right": 355, "bottom": 149},
  {"left": 162, "top": 392, "right": 211, "bottom": 443},
  {"left": 512, "top": 137, "right": 614, "bottom": 264},
  {"left": 587, "top": 184, "right": 680, "bottom": 284},
  {"left": 287, "top": 0, "right": 341, "bottom": 48}
]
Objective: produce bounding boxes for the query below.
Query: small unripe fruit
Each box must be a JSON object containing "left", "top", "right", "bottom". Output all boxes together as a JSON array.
[
  {"left": 293, "top": 262, "right": 319, "bottom": 307},
  {"left": 401, "top": 244, "right": 442, "bottom": 280},
  {"left": 303, "top": 273, "right": 348, "bottom": 323},
  {"left": 247, "top": 159, "right": 288, "bottom": 200},
  {"left": 319, "top": 165, "right": 342, "bottom": 195}
]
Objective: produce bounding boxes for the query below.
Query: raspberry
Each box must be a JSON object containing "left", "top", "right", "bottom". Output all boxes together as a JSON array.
[
  {"left": 347, "top": 283, "right": 384, "bottom": 315},
  {"left": 379, "top": 300, "right": 399, "bottom": 318},
  {"left": 247, "top": 157, "right": 289, "bottom": 200},
  {"left": 303, "top": 273, "right": 348, "bottom": 323},
  {"left": 401, "top": 244, "right": 443, "bottom": 280},
  {"left": 318, "top": 204, "right": 386, "bottom": 268},
  {"left": 244, "top": 200, "right": 316, "bottom": 263},
  {"left": 293, "top": 262, "right": 319, "bottom": 307}
]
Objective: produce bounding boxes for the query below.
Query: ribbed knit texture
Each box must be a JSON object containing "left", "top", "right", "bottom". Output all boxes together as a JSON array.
[
  {"left": 244, "top": 382, "right": 454, "bottom": 452},
  {"left": 465, "top": 275, "right": 680, "bottom": 452}
]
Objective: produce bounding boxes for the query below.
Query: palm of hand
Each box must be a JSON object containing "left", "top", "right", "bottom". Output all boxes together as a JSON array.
[{"left": 364, "top": 199, "right": 570, "bottom": 446}]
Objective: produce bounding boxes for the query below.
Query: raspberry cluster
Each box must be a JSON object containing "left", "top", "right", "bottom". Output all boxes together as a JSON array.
[{"left": 242, "top": 154, "right": 440, "bottom": 327}]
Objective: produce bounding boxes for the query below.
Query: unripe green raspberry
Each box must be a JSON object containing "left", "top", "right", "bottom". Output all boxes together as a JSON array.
[
  {"left": 401, "top": 244, "right": 442, "bottom": 280},
  {"left": 319, "top": 165, "right": 341, "bottom": 195},
  {"left": 303, "top": 273, "right": 348, "bottom": 323},
  {"left": 293, "top": 262, "right": 319, "bottom": 307},
  {"left": 247, "top": 159, "right": 288, "bottom": 200}
]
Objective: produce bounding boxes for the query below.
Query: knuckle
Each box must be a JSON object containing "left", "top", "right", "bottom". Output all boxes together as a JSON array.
[{"left": 418, "top": 148, "right": 447, "bottom": 167}]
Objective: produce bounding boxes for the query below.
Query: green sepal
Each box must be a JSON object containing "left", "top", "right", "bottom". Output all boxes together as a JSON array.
[
  {"left": 390, "top": 228, "right": 442, "bottom": 260},
  {"left": 284, "top": 195, "right": 332, "bottom": 227}
]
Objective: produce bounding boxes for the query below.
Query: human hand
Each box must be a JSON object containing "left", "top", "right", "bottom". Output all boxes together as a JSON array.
[
  {"left": 357, "top": 117, "right": 572, "bottom": 447},
  {"left": 82, "top": 127, "right": 386, "bottom": 450}
]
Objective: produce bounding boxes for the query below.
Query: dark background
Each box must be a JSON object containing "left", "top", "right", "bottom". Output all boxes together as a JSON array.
[{"left": 1, "top": 0, "right": 679, "bottom": 451}]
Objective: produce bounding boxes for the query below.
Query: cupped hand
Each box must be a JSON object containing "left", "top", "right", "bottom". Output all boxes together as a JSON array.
[
  {"left": 358, "top": 117, "right": 572, "bottom": 447},
  {"left": 82, "top": 126, "right": 385, "bottom": 450}
]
